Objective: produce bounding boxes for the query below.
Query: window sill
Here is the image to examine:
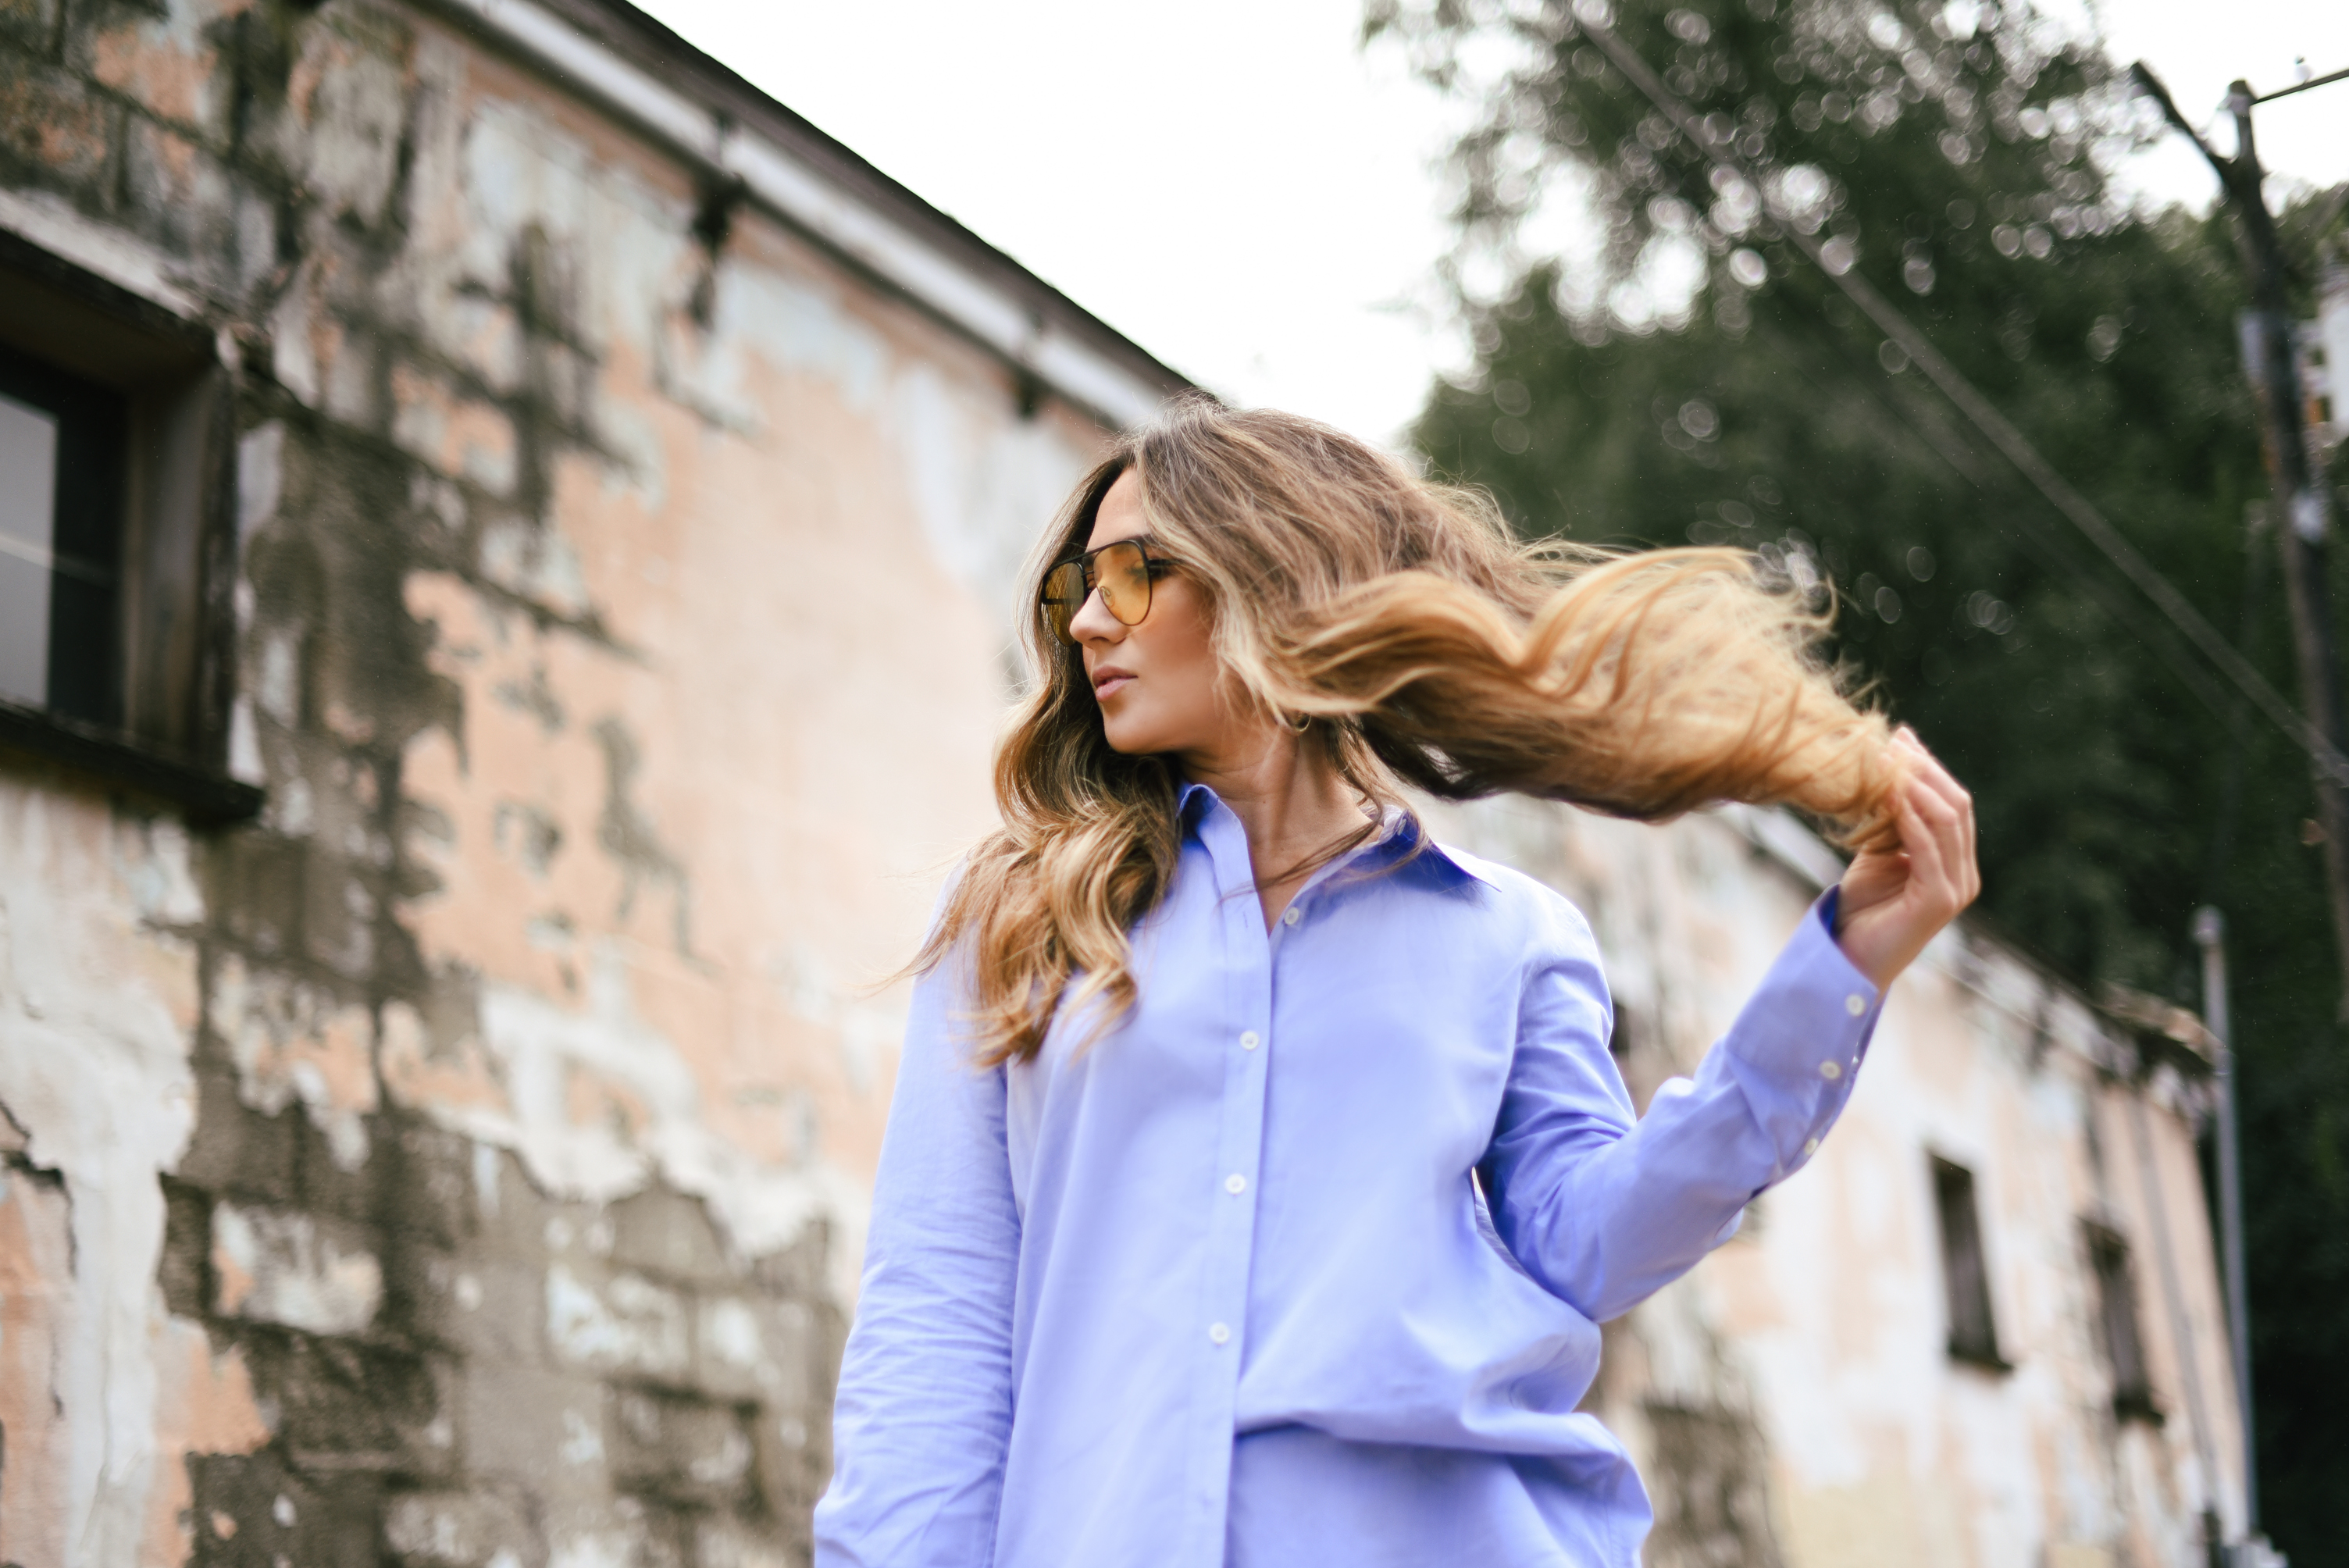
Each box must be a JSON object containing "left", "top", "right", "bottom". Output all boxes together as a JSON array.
[
  {"left": 1948, "top": 1342, "right": 2016, "bottom": 1375},
  {"left": 0, "top": 699, "right": 262, "bottom": 825}
]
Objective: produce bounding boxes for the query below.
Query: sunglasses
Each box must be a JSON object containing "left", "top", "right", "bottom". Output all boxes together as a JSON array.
[{"left": 1041, "top": 537, "right": 1179, "bottom": 646}]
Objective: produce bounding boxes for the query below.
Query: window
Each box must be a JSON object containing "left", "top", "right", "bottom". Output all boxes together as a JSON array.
[
  {"left": 0, "top": 227, "right": 257, "bottom": 821},
  {"left": 2087, "top": 1222, "right": 2160, "bottom": 1422},
  {"left": 1931, "top": 1156, "right": 2010, "bottom": 1370},
  {"left": 1, "top": 344, "right": 126, "bottom": 722}
]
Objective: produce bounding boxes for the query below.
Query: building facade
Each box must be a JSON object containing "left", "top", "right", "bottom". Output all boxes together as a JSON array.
[
  {"left": 0, "top": 0, "right": 2244, "bottom": 1564},
  {"left": 0, "top": 0, "right": 1174, "bottom": 1561}
]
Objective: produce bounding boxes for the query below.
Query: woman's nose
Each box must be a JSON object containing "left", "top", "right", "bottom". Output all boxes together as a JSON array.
[{"left": 1066, "top": 582, "right": 1123, "bottom": 643}]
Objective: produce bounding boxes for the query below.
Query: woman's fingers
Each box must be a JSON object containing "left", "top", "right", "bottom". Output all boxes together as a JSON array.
[
  {"left": 1900, "top": 775, "right": 1960, "bottom": 918},
  {"left": 1838, "top": 730, "right": 1981, "bottom": 987},
  {"left": 1891, "top": 790, "right": 1934, "bottom": 911},
  {"left": 1898, "top": 729, "right": 1969, "bottom": 812},
  {"left": 1945, "top": 781, "right": 1973, "bottom": 900},
  {"left": 1919, "top": 750, "right": 1980, "bottom": 907},
  {"left": 1891, "top": 729, "right": 1979, "bottom": 911},
  {"left": 1924, "top": 761, "right": 1977, "bottom": 901},
  {"left": 1915, "top": 769, "right": 1974, "bottom": 909}
]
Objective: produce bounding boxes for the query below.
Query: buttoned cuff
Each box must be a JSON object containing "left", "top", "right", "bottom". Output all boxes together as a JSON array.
[{"left": 1718, "top": 889, "right": 1883, "bottom": 1184}]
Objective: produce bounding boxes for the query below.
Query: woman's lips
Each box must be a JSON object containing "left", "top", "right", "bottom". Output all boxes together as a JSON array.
[{"left": 1093, "top": 669, "right": 1135, "bottom": 700}]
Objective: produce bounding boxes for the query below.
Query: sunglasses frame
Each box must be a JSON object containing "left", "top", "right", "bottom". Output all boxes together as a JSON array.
[{"left": 1041, "top": 536, "right": 1179, "bottom": 647}]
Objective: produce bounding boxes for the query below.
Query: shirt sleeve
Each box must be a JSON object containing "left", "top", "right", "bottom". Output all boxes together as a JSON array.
[
  {"left": 812, "top": 954, "right": 1021, "bottom": 1566},
  {"left": 1479, "top": 889, "right": 1882, "bottom": 1324}
]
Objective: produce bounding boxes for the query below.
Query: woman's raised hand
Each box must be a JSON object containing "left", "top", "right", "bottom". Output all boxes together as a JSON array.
[{"left": 1833, "top": 729, "right": 1981, "bottom": 991}]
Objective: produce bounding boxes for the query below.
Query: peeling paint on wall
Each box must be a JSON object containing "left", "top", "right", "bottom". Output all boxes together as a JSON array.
[
  {"left": 0, "top": 0, "right": 1103, "bottom": 1559},
  {"left": 0, "top": 0, "right": 2240, "bottom": 1563},
  {"left": 0, "top": 775, "right": 231, "bottom": 1568}
]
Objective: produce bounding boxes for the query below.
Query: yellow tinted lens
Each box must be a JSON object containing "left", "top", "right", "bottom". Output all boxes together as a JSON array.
[
  {"left": 1042, "top": 561, "right": 1086, "bottom": 643},
  {"left": 1097, "top": 541, "right": 1153, "bottom": 626}
]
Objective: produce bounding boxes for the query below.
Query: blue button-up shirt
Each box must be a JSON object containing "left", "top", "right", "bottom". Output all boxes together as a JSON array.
[{"left": 815, "top": 783, "right": 1882, "bottom": 1567}]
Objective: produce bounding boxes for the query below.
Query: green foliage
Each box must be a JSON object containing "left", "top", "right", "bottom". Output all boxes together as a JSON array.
[{"left": 1377, "top": 0, "right": 2349, "bottom": 1552}]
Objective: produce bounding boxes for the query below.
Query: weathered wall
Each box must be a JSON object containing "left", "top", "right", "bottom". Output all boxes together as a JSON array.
[
  {"left": 1434, "top": 796, "right": 2247, "bottom": 1568},
  {"left": 0, "top": 0, "right": 1103, "bottom": 1562},
  {"left": 0, "top": 2, "right": 2246, "bottom": 1565}
]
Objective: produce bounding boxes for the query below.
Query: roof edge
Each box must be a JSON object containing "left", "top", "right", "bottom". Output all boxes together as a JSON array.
[{"left": 419, "top": 0, "right": 1196, "bottom": 429}]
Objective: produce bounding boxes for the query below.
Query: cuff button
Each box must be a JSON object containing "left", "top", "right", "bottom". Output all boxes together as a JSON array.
[
  {"left": 1845, "top": 993, "right": 1867, "bottom": 1017},
  {"left": 1819, "top": 1060, "right": 1843, "bottom": 1080},
  {"left": 1803, "top": 1137, "right": 1820, "bottom": 1156}
]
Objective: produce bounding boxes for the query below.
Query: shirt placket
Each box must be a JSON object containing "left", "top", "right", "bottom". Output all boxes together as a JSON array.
[
  {"left": 1179, "top": 807, "right": 1278, "bottom": 1565},
  {"left": 1178, "top": 818, "right": 1393, "bottom": 1563}
]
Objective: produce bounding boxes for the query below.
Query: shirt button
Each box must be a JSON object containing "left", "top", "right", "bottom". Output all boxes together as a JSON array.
[
  {"left": 1224, "top": 1173, "right": 1247, "bottom": 1195},
  {"left": 1819, "top": 1060, "right": 1843, "bottom": 1081},
  {"left": 1208, "top": 1322, "right": 1232, "bottom": 1345},
  {"left": 1803, "top": 1137, "right": 1820, "bottom": 1156},
  {"left": 1845, "top": 993, "right": 1867, "bottom": 1017},
  {"left": 1282, "top": 906, "right": 1301, "bottom": 926},
  {"left": 1239, "top": 1031, "right": 1260, "bottom": 1051}
]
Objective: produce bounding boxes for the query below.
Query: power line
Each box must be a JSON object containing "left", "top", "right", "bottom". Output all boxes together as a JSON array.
[
  {"left": 1758, "top": 305, "right": 2248, "bottom": 731},
  {"left": 1574, "top": 14, "right": 2349, "bottom": 789},
  {"left": 2255, "top": 64, "right": 2349, "bottom": 105}
]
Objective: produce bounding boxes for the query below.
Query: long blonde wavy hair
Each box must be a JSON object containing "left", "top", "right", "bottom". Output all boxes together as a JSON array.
[{"left": 916, "top": 397, "right": 1899, "bottom": 1066}]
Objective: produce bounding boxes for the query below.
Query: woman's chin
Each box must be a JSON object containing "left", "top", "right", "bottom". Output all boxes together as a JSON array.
[{"left": 1099, "top": 715, "right": 1176, "bottom": 757}]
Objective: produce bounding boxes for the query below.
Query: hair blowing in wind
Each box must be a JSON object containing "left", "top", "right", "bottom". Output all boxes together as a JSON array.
[{"left": 918, "top": 397, "right": 1902, "bottom": 1065}]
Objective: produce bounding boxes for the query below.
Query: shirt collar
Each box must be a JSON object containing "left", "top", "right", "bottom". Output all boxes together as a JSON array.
[
  {"left": 1176, "top": 779, "right": 1216, "bottom": 828},
  {"left": 1371, "top": 806, "right": 1496, "bottom": 888},
  {"left": 1174, "top": 781, "right": 1495, "bottom": 889}
]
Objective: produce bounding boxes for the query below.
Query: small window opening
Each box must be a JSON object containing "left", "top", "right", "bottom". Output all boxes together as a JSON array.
[
  {"left": 0, "top": 231, "right": 260, "bottom": 821},
  {"left": 0, "top": 344, "right": 126, "bottom": 723},
  {"left": 2087, "top": 1223, "right": 2160, "bottom": 1422},
  {"left": 1932, "top": 1156, "right": 2010, "bottom": 1370}
]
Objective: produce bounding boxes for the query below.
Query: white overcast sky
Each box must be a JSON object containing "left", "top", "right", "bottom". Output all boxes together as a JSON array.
[{"left": 633, "top": 0, "right": 2348, "bottom": 447}]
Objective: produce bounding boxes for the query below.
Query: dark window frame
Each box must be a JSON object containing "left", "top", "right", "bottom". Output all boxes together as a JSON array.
[
  {"left": 0, "top": 226, "right": 259, "bottom": 825},
  {"left": 2085, "top": 1220, "right": 2163, "bottom": 1424},
  {"left": 1, "top": 340, "right": 129, "bottom": 723},
  {"left": 1931, "top": 1155, "right": 2014, "bottom": 1373}
]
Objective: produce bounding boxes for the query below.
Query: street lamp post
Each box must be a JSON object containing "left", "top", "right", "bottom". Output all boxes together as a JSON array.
[{"left": 2194, "top": 907, "right": 2257, "bottom": 1547}]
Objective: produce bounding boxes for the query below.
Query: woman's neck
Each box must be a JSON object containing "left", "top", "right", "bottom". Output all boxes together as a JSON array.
[{"left": 1178, "top": 724, "right": 1367, "bottom": 928}]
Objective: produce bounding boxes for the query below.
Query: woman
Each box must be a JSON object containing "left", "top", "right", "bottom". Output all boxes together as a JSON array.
[{"left": 814, "top": 399, "right": 1976, "bottom": 1566}]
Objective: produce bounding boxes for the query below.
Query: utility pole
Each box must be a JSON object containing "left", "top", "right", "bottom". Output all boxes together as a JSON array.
[
  {"left": 2194, "top": 907, "right": 2258, "bottom": 1547},
  {"left": 2135, "top": 63, "right": 2349, "bottom": 1018}
]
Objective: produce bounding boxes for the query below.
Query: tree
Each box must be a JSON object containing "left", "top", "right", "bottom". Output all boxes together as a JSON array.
[{"left": 1371, "top": 0, "right": 2349, "bottom": 1556}]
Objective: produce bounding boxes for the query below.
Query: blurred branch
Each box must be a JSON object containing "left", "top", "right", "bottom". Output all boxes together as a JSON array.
[{"left": 2128, "top": 62, "right": 2233, "bottom": 189}]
